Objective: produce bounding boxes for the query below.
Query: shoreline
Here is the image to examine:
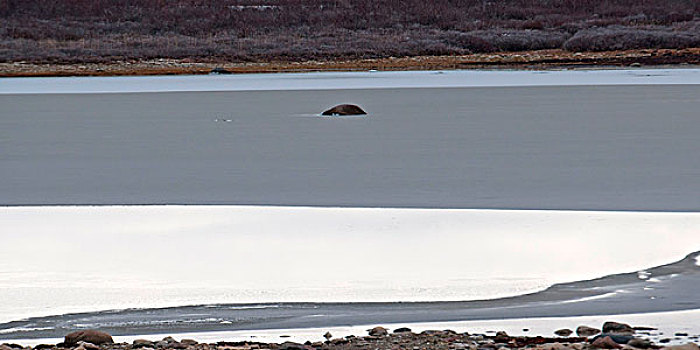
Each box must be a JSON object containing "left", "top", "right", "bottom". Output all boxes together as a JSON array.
[
  {"left": 1, "top": 48, "right": 699, "bottom": 78},
  {"left": 3, "top": 313, "right": 700, "bottom": 349}
]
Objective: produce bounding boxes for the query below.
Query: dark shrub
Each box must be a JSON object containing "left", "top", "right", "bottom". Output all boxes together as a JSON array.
[
  {"left": 444, "top": 32, "right": 496, "bottom": 53},
  {"left": 475, "top": 30, "right": 571, "bottom": 52},
  {"left": 520, "top": 20, "right": 545, "bottom": 30},
  {"left": 1, "top": 0, "right": 699, "bottom": 63},
  {"left": 654, "top": 12, "right": 695, "bottom": 25},
  {"left": 563, "top": 26, "right": 700, "bottom": 51}
]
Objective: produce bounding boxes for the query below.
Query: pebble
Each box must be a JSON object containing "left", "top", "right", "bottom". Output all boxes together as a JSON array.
[
  {"left": 662, "top": 344, "right": 700, "bottom": 350},
  {"left": 555, "top": 329, "right": 573, "bottom": 337},
  {"left": 591, "top": 336, "right": 623, "bottom": 349},
  {"left": 602, "top": 322, "right": 635, "bottom": 335},
  {"left": 628, "top": 339, "right": 654, "bottom": 349},
  {"left": 278, "top": 342, "right": 306, "bottom": 350},
  {"left": 133, "top": 339, "right": 154, "bottom": 347},
  {"left": 76, "top": 343, "right": 99, "bottom": 350},
  {"left": 577, "top": 326, "right": 601, "bottom": 337},
  {"left": 368, "top": 327, "right": 388, "bottom": 337}
]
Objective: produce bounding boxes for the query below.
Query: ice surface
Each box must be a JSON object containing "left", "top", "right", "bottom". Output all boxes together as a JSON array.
[
  {"left": 1, "top": 68, "right": 699, "bottom": 95},
  {"left": 2, "top": 85, "right": 700, "bottom": 210},
  {"left": 1, "top": 206, "right": 699, "bottom": 324}
]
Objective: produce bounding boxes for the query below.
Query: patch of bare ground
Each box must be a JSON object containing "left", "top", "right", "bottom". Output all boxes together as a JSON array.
[{"left": 1, "top": 48, "right": 698, "bottom": 78}]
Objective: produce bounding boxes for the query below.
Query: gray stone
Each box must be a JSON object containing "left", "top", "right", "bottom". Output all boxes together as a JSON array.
[
  {"left": 76, "top": 342, "right": 100, "bottom": 350},
  {"left": 577, "top": 326, "right": 601, "bottom": 337},
  {"left": 592, "top": 334, "right": 635, "bottom": 344},
  {"left": 64, "top": 330, "right": 114, "bottom": 346},
  {"left": 368, "top": 326, "right": 388, "bottom": 336},
  {"left": 394, "top": 327, "right": 412, "bottom": 334},
  {"left": 627, "top": 338, "right": 654, "bottom": 349},
  {"left": 591, "top": 336, "right": 623, "bottom": 349},
  {"left": 662, "top": 344, "right": 700, "bottom": 350},
  {"left": 278, "top": 342, "right": 306, "bottom": 350},
  {"left": 603, "top": 322, "right": 635, "bottom": 335},
  {"left": 555, "top": 329, "right": 573, "bottom": 337},
  {"left": 133, "top": 340, "right": 154, "bottom": 348}
]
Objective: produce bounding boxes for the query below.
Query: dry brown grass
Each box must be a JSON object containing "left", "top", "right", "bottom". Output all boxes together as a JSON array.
[{"left": 2, "top": 48, "right": 698, "bottom": 78}]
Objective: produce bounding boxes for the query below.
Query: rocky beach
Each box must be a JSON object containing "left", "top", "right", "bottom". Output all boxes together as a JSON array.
[{"left": 3, "top": 322, "right": 699, "bottom": 350}]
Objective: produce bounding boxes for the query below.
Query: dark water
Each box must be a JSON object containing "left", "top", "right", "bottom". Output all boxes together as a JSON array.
[{"left": 1, "top": 85, "right": 700, "bottom": 210}]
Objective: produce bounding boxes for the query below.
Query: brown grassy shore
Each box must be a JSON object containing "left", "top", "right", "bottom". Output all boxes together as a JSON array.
[{"left": 1, "top": 48, "right": 699, "bottom": 78}]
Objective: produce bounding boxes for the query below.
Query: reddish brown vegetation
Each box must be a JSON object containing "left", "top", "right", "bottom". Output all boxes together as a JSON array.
[
  {"left": 0, "top": 0, "right": 698, "bottom": 64},
  {"left": 3, "top": 48, "right": 698, "bottom": 78}
]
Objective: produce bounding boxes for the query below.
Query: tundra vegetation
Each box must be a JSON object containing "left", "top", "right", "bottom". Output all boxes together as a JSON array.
[{"left": 0, "top": 0, "right": 698, "bottom": 64}]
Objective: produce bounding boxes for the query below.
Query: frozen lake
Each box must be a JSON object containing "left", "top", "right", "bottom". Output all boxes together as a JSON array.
[
  {"left": 2, "top": 70, "right": 700, "bottom": 340},
  {"left": 1, "top": 70, "right": 700, "bottom": 210}
]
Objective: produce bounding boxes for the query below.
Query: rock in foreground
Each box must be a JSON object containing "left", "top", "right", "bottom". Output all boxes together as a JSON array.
[
  {"left": 63, "top": 330, "right": 113, "bottom": 346},
  {"left": 555, "top": 329, "right": 573, "bottom": 337},
  {"left": 577, "top": 325, "right": 601, "bottom": 337},
  {"left": 591, "top": 336, "right": 623, "bottom": 349},
  {"left": 12, "top": 326, "right": 694, "bottom": 350},
  {"left": 368, "top": 326, "right": 388, "bottom": 336},
  {"left": 603, "top": 321, "right": 635, "bottom": 335},
  {"left": 321, "top": 104, "right": 367, "bottom": 116}
]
